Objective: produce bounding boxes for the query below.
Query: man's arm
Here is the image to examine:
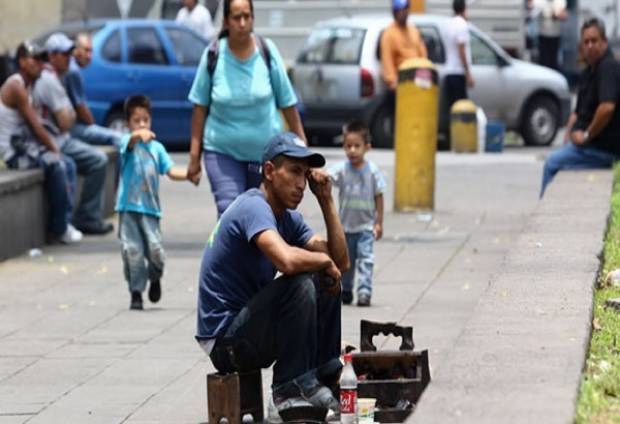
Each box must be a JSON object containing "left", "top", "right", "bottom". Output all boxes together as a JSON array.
[
  {"left": 380, "top": 30, "right": 398, "bottom": 90},
  {"left": 415, "top": 28, "right": 428, "bottom": 59},
  {"left": 571, "top": 102, "right": 615, "bottom": 145},
  {"left": 458, "top": 42, "right": 474, "bottom": 88},
  {"left": 10, "top": 84, "right": 59, "bottom": 153},
  {"left": 75, "top": 103, "right": 94, "bottom": 125},
  {"left": 305, "top": 169, "right": 350, "bottom": 272},
  {"left": 254, "top": 229, "right": 339, "bottom": 278}
]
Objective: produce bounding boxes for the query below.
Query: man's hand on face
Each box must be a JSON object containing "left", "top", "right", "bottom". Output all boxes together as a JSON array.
[{"left": 307, "top": 169, "right": 332, "bottom": 201}]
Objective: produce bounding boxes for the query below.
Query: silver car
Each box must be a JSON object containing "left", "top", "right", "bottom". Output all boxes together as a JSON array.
[{"left": 292, "top": 14, "right": 571, "bottom": 148}]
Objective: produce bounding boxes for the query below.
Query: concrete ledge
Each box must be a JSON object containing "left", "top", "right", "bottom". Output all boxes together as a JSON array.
[
  {"left": 0, "top": 146, "right": 118, "bottom": 262},
  {"left": 409, "top": 169, "right": 613, "bottom": 424}
]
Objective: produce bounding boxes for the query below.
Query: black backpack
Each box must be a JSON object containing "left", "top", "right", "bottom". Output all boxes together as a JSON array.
[{"left": 206, "top": 35, "right": 279, "bottom": 106}]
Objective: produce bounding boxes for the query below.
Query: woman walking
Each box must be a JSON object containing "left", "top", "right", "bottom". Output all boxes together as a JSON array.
[{"left": 187, "top": 0, "right": 305, "bottom": 216}]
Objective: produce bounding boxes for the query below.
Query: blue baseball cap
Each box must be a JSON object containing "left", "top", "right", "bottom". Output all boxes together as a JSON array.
[
  {"left": 392, "top": 0, "right": 410, "bottom": 11},
  {"left": 45, "top": 32, "right": 75, "bottom": 54},
  {"left": 262, "top": 132, "right": 325, "bottom": 168}
]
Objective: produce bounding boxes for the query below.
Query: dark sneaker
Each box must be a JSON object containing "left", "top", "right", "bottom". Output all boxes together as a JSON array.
[
  {"left": 148, "top": 280, "right": 161, "bottom": 303},
  {"left": 75, "top": 221, "right": 114, "bottom": 235},
  {"left": 304, "top": 385, "right": 339, "bottom": 416},
  {"left": 357, "top": 293, "right": 371, "bottom": 307},
  {"left": 130, "top": 291, "right": 143, "bottom": 310},
  {"left": 342, "top": 290, "right": 353, "bottom": 305}
]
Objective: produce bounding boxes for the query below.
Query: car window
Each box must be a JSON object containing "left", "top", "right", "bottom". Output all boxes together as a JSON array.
[
  {"left": 470, "top": 32, "right": 498, "bottom": 65},
  {"left": 127, "top": 27, "right": 168, "bottom": 65},
  {"left": 418, "top": 25, "right": 445, "bottom": 64},
  {"left": 102, "top": 30, "right": 121, "bottom": 63},
  {"left": 165, "top": 27, "right": 207, "bottom": 66},
  {"left": 329, "top": 28, "right": 365, "bottom": 64},
  {"left": 299, "top": 28, "right": 332, "bottom": 63}
]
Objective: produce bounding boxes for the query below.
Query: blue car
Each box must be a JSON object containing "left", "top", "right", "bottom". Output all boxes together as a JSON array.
[{"left": 36, "top": 19, "right": 209, "bottom": 148}]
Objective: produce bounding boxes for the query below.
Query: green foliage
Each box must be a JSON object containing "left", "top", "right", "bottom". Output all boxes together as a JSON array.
[{"left": 577, "top": 164, "right": 620, "bottom": 424}]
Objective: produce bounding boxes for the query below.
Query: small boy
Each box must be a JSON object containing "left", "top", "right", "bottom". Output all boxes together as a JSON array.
[
  {"left": 116, "top": 95, "right": 188, "bottom": 310},
  {"left": 328, "top": 121, "right": 386, "bottom": 307}
]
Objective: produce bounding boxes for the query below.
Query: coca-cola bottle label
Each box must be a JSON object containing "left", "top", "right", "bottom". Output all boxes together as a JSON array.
[{"left": 340, "top": 389, "right": 357, "bottom": 414}]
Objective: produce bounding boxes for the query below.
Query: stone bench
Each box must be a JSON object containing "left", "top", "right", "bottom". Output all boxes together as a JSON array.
[{"left": 0, "top": 146, "right": 118, "bottom": 262}]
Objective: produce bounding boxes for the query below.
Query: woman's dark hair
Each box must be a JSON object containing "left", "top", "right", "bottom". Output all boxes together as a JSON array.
[
  {"left": 453, "top": 0, "right": 466, "bottom": 14},
  {"left": 581, "top": 18, "right": 607, "bottom": 41},
  {"left": 218, "top": 0, "right": 255, "bottom": 39},
  {"left": 124, "top": 95, "right": 151, "bottom": 120}
]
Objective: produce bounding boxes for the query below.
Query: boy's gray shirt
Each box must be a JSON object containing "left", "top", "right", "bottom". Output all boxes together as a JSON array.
[{"left": 328, "top": 160, "right": 386, "bottom": 233}]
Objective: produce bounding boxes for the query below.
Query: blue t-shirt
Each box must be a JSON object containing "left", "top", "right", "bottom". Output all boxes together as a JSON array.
[
  {"left": 63, "top": 59, "right": 87, "bottom": 109},
  {"left": 115, "top": 134, "right": 173, "bottom": 218},
  {"left": 188, "top": 37, "right": 297, "bottom": 163},
  {"left": 328, "top": 160, "right": 386, "bottom": 233},
  {"left": 196, "top": 188, "right": 314, "bottom": 340}
]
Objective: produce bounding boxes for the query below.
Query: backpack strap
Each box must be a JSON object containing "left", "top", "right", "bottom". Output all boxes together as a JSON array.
[{"left": 206, "top": 36, "right": 280, "bottom": 107}]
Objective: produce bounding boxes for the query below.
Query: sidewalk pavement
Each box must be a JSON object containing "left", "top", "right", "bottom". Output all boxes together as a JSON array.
[{"left": 0, "top": 147, "right": 600, "bottom": 423}]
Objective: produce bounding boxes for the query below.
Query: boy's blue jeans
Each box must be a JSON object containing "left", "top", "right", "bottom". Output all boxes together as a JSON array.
[
  {"left": 119, "top": 212, "right": 164, "bottom": 293},
  {"left": 343, "top": 231, "right": 375, "bottom": 297},
  {"left": 207, "top": 273, "right": 342, "bottom": 400}
]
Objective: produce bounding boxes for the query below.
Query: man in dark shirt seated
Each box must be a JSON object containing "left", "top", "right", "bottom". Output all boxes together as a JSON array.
[
  {"left": 541, "top": 18, "right": 620, "bottom": 196},
  {"left": 195, "top": 132, "right": 349, "bottom": 422}
]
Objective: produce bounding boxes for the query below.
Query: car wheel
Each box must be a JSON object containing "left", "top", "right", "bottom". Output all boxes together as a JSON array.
[
  {"left": 521, "top": 95, "right": 559, "bottom": 146},
  {"left": 105, "top": 109, "right": 127, "bottom": 133},
  {"left": 371, "top": 103, "right": 395, "bottom": 149}
]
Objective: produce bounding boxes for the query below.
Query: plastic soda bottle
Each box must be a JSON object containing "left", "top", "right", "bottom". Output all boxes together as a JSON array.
[{"left": 340, "top": 353, "right": 358, "bottom": 423}]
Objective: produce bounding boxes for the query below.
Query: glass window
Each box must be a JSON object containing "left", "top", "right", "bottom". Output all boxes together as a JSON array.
[
  {"left": 165, "top": 27, "right": 207, "bottom": 66},
  {"left": 127, "top": 28, "right": 168, "bottom": 65},
  {"left": 470, "top": 32, "right": 498, "bottom": 65},
  {"left": 101, "top": 30, "right": 121, "bottom": 63},
  {"left": 298, "top": 28, "right": 332, "bottom": 63},
  {"left": 329, "top": 28, "right": 365, "bottom": 64},
  {"left": 418, "top": 26, "right": 445, "bottom": 64}
]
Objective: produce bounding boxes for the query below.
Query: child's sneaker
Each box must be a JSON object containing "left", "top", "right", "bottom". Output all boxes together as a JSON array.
[
  {"left": 342, "top": 290, "right": 353, "bottom": 305},
  {"left": 130, "top": 291, "right": 143, "bottom": 310},
  {"left": 148, "top": 280, "right": 161, "bottom": 303},
  {"left": 357, "top": 293, "right": 371, "bottom": 307}
]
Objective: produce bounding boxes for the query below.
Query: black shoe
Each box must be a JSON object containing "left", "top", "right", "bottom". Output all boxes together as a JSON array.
[
  {"left": 75, "top": 221, "right": 114, "bottom": 235},
  {"left": 130, "top": 291, "right": 143, "bottom": 310},
  {"left": 342, "top": 290, "right": 353, "bottom": 305},
  {"left": 357, "top": 293, "right": 371, "bottom": 307},
  {"left": 148, "top": 280, "right": 161, "bottom": 303}
]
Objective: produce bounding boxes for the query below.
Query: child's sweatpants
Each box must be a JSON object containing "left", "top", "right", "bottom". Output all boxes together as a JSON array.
[{"left": 119, "top": 212, "right": 164, "bottom": 293}]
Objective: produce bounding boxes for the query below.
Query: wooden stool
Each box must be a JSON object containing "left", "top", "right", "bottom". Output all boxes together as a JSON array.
[{"left": 207, "top": 370, "right": 264, "bottom": 424}]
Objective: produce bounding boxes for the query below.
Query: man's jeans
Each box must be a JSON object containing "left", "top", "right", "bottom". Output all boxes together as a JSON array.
[
  {"left": 203, "top": 150, "right": 262, "bottom": 217},
  {"left": 71, "top": 123, "right": 122, "bottom": 148},
  {"left": 7, "top": 152, "right": 76, "bottom": 236},
  {"left": 119, "top": 212, "right": 164, "bottom": 293},
  {"left": 342, "top": 231, "right": 375, "bottom": 296},
  {"left": 61, "top": 137, "right": 107, "bottom": 226},
  {"left": 541, "top": 143, "right": 617, "bottom": 197},
  {"left": 208, "top": 273, "right": 342, "bottom": 399}
]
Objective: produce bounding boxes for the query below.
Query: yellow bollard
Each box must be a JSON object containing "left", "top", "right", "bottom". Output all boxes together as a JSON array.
[
  {"left": 450, "top": 99, "right": 477, "bottom": 153},
  {"left": 394, "top": 58, "right": 438, "bottom": 212}
]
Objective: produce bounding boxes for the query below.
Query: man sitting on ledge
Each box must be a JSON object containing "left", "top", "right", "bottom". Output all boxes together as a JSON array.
[
  {"left": 195, "top": 132, "right": 349, "bottom": 422},
  {"left": 541, "top": 18, "right": 620, "bottom": 196}
]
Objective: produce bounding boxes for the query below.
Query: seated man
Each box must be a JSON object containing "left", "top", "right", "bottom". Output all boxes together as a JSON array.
[
  {"left": 64, "top": 32, "right": 122, "bottom": 148},
  {"left": 0, "top": 41, "right": 80, "bottom": 244},
  {"left": 196, "top": 132, "right": 350, "bottom": 422},
  {"left": 541, "top": 18, "right": 620, "bottom": 196},
  {"left": 33, "top": 33, "right": 113, "bottom": 235}
]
